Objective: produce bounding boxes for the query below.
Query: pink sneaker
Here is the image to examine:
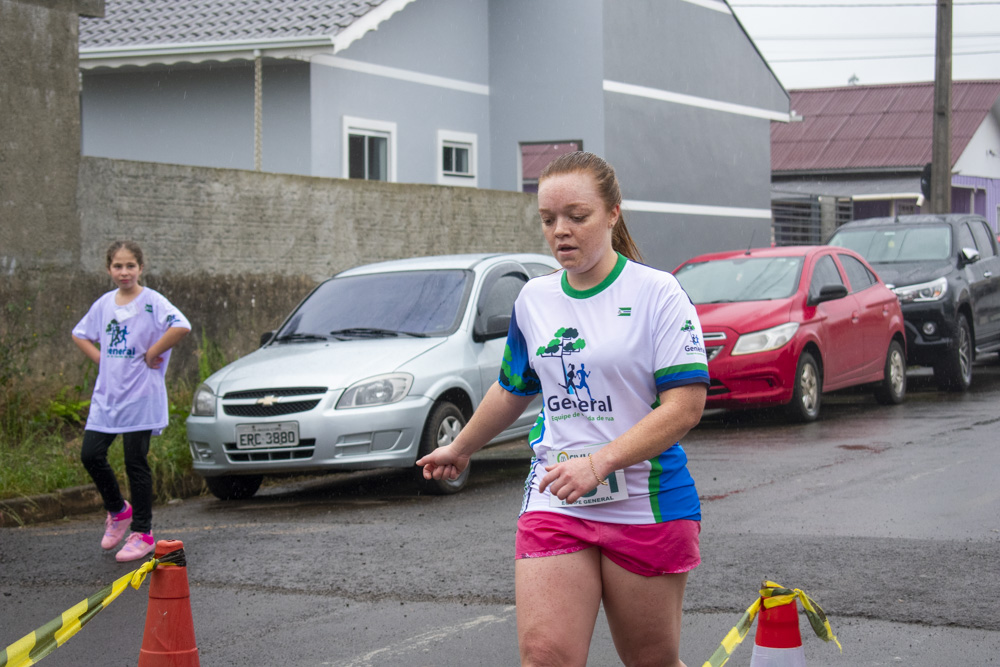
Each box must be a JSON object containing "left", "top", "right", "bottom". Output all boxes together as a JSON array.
[
  {"left": 116, "top": 532, "right": 155, "bottom": 562},
  {"left": 101, "top": 501, "right": 132, "bottom": 550}
]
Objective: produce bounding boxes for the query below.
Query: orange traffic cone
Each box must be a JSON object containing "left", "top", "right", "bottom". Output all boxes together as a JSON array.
[
  {"left": 138, "top": 540, "right": 200, "bottom": 667},
  {"left": 749, "top": 597, "right": 806, "bottom": 666}
]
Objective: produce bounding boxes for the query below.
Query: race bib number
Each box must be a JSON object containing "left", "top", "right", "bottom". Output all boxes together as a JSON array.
[{"left": 545, "top": 444, "right": 630, "bottom": 507}]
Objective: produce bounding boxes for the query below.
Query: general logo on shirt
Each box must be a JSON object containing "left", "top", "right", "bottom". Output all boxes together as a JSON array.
[
  {"left": 145, "top": 304, "right": 153, "bottom": 313},
  {"left": 536, "top": 326, "right": 613, "bottom": 421},
  {"left": 105, "top": 319, "right": 136, "bottom": 359},
  {"left": 685, "top": 332, "right": 706, "bottom": 356}
]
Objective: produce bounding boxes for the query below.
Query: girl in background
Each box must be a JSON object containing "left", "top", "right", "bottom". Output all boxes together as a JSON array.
[{"left": 72, "top": 241, "right": 190, "bottom": 562}]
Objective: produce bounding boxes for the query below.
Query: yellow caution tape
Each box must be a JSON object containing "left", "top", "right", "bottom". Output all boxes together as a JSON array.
[
  {"left": 0, "top": 548, "right": 184, "bottom": 667},
  {"left": 702, "top": 580, "right": 841, "bottom": 667}
]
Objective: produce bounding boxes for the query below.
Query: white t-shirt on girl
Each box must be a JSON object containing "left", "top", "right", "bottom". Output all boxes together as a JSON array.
[{"left": 72, "top": 288, "right": 190, "bottom": 435}]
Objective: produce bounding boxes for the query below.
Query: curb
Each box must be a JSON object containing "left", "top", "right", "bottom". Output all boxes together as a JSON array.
[
  {"left": 0, "top": 475, "right": 205, "bottom": 528},
  {"left": 0, "top": 485, "right": 104, "bottom": 528}
]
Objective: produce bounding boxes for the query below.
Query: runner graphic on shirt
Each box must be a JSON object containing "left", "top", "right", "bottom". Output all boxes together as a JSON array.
[
  {"left": 106, "top": 319, "right": 129, "bottom": 348},
  {"left": 105, "top": 319, "right": 136, "bottom": 358},
  {"left": 537, "top": 327, "right": 587, "bottom": 395},
  {"left": 576, "top": 363, "right": 593, "bottom": 401}
]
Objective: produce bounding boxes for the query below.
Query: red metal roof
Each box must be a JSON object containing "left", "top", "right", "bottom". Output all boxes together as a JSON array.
[{"left": 772, "top": 80, "right": 1000, "bottom": 172}]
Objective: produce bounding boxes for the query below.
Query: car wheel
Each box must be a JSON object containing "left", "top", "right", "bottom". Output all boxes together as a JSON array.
[
  {"left": 874, "top": 340, "right": 907, "bottom": 405},
  {"left": 786, "top": 352, "right": 821, "bottom": 422},
  {"left": 416, "top": 401, "right": 469, "bottom": 495},
  {"left": 204, "top": 474, "right": 263, "bottom": 500},
  {"left": 934, "top": 315, "right": 972, "bottom": 392}
]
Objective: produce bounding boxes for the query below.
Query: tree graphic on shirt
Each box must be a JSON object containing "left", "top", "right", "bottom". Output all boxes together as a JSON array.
[{"left": 537, "top": 327, "right": 587, "bottom": 395}]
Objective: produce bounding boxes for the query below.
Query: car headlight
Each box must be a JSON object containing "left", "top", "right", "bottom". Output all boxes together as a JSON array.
[
  {"left": 892, "top": 277, "right": 947, "bottom": 304},
  {"left": 731, "top": 322, "right": 799, "bottom": 356},
  {"left": 191, "top": 383, "right": 216, "bottom": 417},
  {"left": 336, "top": 373, "right": 413, "bottom": 409}
]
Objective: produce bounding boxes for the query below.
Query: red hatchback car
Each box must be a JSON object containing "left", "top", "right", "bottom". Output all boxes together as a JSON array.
[{"left": 673, "top": 246, "right": 907, "bottom": 421}]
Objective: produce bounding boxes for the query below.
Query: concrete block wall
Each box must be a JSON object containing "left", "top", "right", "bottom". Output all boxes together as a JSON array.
[
  {"left": 4, "top": 157, "right": 548, "bottom": 385},
  {"left": 78, "top": 158, "right": 547, "bottom": 281}
]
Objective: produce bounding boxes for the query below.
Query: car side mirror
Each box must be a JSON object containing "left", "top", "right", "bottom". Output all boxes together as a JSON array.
[
  {"left": 959, "top": 247, "right": 980, "bottom": 266},
  {"left": 809, "top": 284, "right": 848, "bottom": 306},
  {"left": 473, "top": 315, "right": 511, "bottom": 343},
  {"left": 260, "top": 330, "right": 276, "bottom": 347}
]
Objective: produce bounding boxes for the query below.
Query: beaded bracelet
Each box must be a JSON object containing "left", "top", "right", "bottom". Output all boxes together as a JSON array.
[{"left": 588, "top": 453, "right": 609, "bottom": 486}]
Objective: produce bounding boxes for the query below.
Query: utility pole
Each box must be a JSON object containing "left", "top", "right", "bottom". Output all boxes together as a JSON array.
[{"left": 930, "top": 0, "right": 952, "bottom": 213}]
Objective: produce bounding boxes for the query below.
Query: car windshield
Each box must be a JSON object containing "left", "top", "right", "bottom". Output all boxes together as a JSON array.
[
  {"left": 275, "top": 269, "right": 472, "bottom": 341},
  {"left": 675, "top": 256, "right": 804, "bottom": 304},
  {"left": 829, "top": 226, "right": 952, "bottom": 262}
]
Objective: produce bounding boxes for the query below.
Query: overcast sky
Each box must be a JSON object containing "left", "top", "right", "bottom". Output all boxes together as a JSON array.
[{"left": 728, "top": 0, "right": 1000, "bottom": 90}]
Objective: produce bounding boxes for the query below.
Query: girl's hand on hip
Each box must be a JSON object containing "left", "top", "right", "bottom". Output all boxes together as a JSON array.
[
  {"left": 144, "top": 351, "right": 164, "bottom": 369},
  {"left": 540, "top": 458, "right": 599, "bottom": 504}
]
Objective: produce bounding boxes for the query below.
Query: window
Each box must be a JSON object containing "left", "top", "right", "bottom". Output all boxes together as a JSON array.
[
  {"left": 838, "top": 254, "right": 876, "bottom": 292},
  {"left": 437, "top": 130, "right": 477, "bottom": 187},
  {"left": 968, "top": 219, "right": 996, "bottom": 258},
  {"left": 518, "top": 141, "right": 582, "bottom": 193},
  {"left": 957, "top": 222, "right": 976, "bottom": 254},
  {"left": 343, "top": 116, "right": 396, "bottom": 182},
  {"left": 474, "top": 264, "right": 528, "bottom": 340},
  {"left": 809, "top": 255, "right": 844, "bottom": 302}
]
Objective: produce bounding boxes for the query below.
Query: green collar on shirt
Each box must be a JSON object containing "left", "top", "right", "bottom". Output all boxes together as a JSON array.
[{"left": 561, "top": 252, "right": 628, "bottom": 299}]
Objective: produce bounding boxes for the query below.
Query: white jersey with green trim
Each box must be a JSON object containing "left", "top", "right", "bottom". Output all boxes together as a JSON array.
[{"left": 500, "top": 254, "right": 709, "bottom": 524}]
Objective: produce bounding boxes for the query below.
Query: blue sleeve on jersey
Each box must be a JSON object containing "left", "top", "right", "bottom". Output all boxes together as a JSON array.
[
  {"left": 499, "top": 306, "right": 541, "bottom": 396},
  {"left": 654, "top": 363, "right": 710, "bottom": 392}
]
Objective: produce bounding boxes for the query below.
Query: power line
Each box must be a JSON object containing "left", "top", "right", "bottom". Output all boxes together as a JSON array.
[
  {"left": 731, "top": 2, "right": 999, "bottom": 7},
  {"left": 755, "top": 32, "right": 1000, "bottom": 40},
  {"left": 768, "top": 49, "right": 1000, "bottom": 62}
]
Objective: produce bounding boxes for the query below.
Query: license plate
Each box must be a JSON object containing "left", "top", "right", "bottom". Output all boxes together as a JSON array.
[{"left": 235, "top": 422, "right": 299, "bottom": 449}]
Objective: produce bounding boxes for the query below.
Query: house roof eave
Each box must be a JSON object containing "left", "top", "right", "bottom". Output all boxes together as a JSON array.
[
  {"left": 79, "top": 36, "right": 336, "bottom": 69},
  {"left": 78, "top": 0, "right": 418, "bottom": 70}
]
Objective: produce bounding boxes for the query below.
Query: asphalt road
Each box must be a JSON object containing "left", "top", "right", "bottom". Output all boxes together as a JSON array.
[{"left": 2, "top": 362, "right": 999, "bottom": 666}]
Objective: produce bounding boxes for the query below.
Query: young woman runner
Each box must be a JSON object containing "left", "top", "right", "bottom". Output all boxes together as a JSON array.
[{"left": 418, "top": 152, "right": 709, "bottom": 666}]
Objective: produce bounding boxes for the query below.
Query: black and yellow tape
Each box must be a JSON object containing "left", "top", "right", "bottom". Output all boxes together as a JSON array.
[
  {"left": 701, "top": 580, "right": 842, "bottom": 667},
  {"left": 0, "top": 548, "right": 185, "bottom": 667}
]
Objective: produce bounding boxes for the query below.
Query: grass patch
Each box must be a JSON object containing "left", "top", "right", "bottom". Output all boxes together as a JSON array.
[
  {"left": 0, "top": 327, "right": 241, "bottom": 502},
  {"left": 0, "top": 382, "right": 201, "bottom": 502}
]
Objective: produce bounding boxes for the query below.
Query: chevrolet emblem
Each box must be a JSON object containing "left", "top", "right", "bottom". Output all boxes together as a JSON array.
[{"left": 256, "top": 395, "right": 279, "bottom": 407}]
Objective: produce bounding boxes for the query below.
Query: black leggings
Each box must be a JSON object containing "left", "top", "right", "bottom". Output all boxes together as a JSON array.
[{"left": 80, "top": 430, "right": 153, "bottom": 534}]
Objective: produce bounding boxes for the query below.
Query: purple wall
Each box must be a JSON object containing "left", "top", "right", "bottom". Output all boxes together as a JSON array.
[
  {"left": 850, "top": 177, "right": 999, "bottom": 233},
  {"left": 952, "top": 175, "right": 1000, "bottom": 233}
]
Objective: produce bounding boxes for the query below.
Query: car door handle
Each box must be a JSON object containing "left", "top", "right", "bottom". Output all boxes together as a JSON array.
[
  {"left": 986, "top": 271, "right": 993, "bottom": 278},
  {"left": 852, "top": 311, "right": 860, "bottom": 323}
]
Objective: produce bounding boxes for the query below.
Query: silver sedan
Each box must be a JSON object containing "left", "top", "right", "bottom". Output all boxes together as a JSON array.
[{"left": 186, "top": 253, "right": 559, "bottom": 499}]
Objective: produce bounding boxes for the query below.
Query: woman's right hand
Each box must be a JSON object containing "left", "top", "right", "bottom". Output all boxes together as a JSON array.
[{"left": 416, "top": 444, "right": 470, "bottom": 482}]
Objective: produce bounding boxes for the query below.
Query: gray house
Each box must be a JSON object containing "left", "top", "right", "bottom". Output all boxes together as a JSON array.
[{"left": 79, "top": 0, "right": 789, "bottom": 270}]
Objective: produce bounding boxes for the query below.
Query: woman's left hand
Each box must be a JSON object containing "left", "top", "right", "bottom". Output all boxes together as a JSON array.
[{"left": 539, "top": 457, "right": 600, "bottom": 504}]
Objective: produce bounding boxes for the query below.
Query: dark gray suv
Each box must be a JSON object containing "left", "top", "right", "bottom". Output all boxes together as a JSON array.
[{"left": 828, "top": 214, "right": 1000, "bottom": 391}]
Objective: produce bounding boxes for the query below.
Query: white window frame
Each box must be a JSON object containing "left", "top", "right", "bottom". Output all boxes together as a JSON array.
[
  {"left": 437, "top": 130, "right": 477, "bottom": 187},
  {"left": 342, "top": 116, "right": 397, "bottom": 182}
]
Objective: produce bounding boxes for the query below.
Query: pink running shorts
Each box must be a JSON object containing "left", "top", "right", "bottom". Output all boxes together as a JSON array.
[{"left": 515, "top": 511, "right": 701, "bottom": 577}]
